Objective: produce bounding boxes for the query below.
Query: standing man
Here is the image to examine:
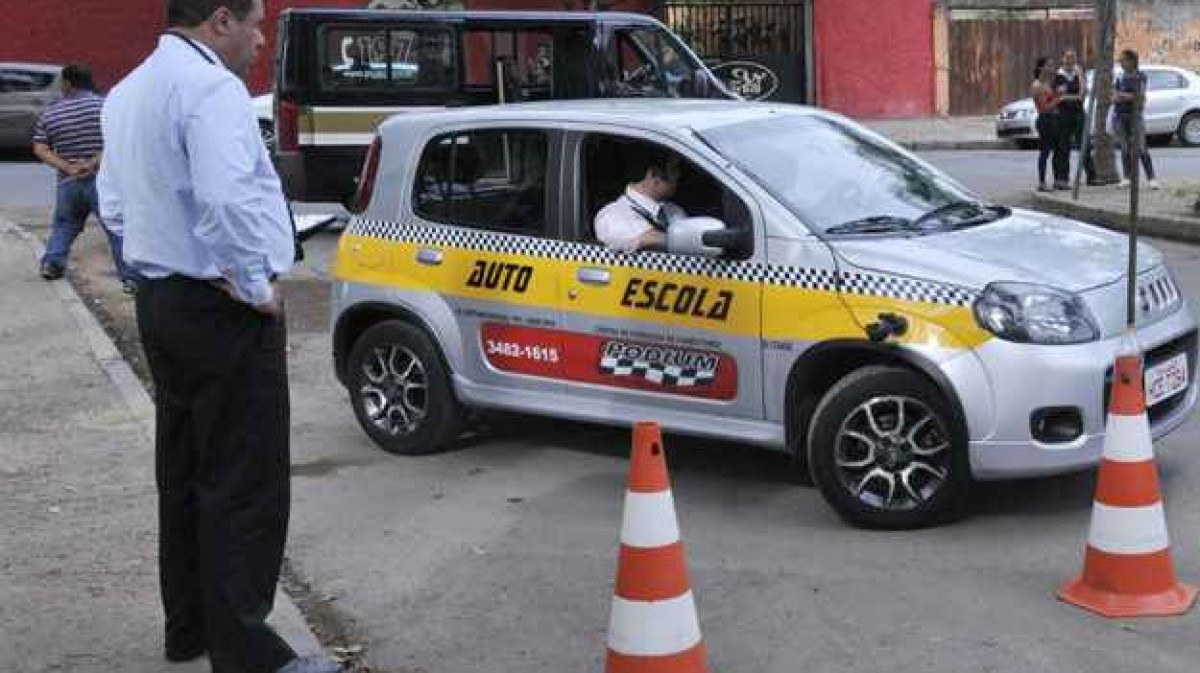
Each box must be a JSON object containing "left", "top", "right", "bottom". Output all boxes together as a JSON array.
[
  {"left": 34, "top": 63, "right": 133, "bottom": 292},
  {"left": 1114, "top": 49, "right": 1161, "bottom": 190},
  {"left": 97, "top": 2, "right": 337, "bottom": 672},
  {"left": 1051, "top": 48, "right": 1094, "bottom": 189}
]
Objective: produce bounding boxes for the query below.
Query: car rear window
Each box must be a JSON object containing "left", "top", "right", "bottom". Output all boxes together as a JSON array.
[
  {"left": 413, "top": 129, "right": 550, "bottom": 236},
  {"left": 319, "top": 26, "right": 456, "bottom": 91}
]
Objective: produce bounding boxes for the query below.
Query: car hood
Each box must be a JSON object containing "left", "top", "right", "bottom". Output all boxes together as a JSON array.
[
  {"left": 1002, "top": 97, "right": 1036, "bottom": 113},
  {"left": 829, "top": 208, "right": 1161, "bottom": 293}
]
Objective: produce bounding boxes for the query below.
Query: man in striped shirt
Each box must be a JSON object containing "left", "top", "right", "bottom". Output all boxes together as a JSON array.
[{"left": 33, "top": 63, "right": 133, "bottom": 292}]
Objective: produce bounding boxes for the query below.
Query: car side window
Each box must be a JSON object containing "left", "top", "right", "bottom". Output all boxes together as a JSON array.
[
  {"left": 414, "top": 129, "right": 549, "bottom": 236},
  {"left": 1146, "top": 70, "right": 1186, "bottom": 92},
  {"left": 581, "top": 133, "right": 752, "bottom": 258},
  {"left": 0, "top": 68, "right": 55, "bottom": 93},
  {"left": 610, "top": 29, "right": 696, "bottom": 98}
]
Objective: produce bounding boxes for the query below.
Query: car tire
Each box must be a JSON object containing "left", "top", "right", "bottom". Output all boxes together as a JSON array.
[
  {"left": 347, "top": 320, "right": 462, "bottom": 455},
  {"left": 807, "top": 366, "right": 970, "bottom": 529},
  {"left": 1178, "top": 111, "right": 1200, "bottom": 147}
]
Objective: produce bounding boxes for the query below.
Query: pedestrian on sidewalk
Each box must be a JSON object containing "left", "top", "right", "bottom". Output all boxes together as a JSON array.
[
  {"left": 1031, "top": 56, "right": 1061, "bottom": 192},
  {"left": 1052, "top": 48, "right": 1094, "bottom": 189},
  {"left": 32, "top": 63, "right": 135, "bottom": 292},
  {"left": 96, "top": 2, "right": 337, "bottom": 673},
  {"left": 1114, "top": 49, "right": 1161, "bottom": 190}
]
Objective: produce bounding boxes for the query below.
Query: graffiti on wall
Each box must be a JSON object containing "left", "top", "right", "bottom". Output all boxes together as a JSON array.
[{"left": 1118, "top": 3, "right": 1200, "bottom": 71}]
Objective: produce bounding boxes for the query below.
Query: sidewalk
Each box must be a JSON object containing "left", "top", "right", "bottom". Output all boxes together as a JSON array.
[
  {"left": 0, "top": 216, "right": 323, "bottom": 673},
  {"left": 1030, "top": 180, "right": 1200, "bottom": 243},
  {"left": 863, "top": 115, "right": 1010, "bottom": 151}
]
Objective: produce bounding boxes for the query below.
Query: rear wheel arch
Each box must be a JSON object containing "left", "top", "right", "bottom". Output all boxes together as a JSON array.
[{"left": 334, "top": 302, "right": 454, "bottom": 387}]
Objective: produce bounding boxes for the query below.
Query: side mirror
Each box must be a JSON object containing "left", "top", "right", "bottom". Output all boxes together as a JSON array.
[{"left": 667, "top": 216, "right": 741, "bottom": 258}]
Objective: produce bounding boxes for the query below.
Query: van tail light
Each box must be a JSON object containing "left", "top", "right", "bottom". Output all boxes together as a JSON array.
[
  {"left": 276, "top": 99, "right": 300, "bottom": 152},
  {"left": 349, "top": 135, "right": 382, "bottom": 214}
]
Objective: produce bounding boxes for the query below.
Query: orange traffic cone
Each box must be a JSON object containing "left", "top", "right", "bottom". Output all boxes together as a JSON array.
[
  {"left": 606, "top": 422, "right": 708, "bottom": 673},
  {"left": 1058, "top": 351, "right": 1197, "bottom": 617}
]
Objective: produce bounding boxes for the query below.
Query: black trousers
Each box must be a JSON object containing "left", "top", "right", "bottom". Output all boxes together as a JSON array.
[
  {"left": 1053, "top": 109, "right": 1095, "bottom": 183},
  {"left": 136, "top": 277, "right": 295, "bottom": 673}
]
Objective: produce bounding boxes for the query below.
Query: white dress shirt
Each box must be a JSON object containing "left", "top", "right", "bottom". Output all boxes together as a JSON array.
[
  {"left": 98, "top": 35, "right": 293, "bottom": 306},
  {"left": 594, "top": 186, "right": 686, "bottom": 252}
]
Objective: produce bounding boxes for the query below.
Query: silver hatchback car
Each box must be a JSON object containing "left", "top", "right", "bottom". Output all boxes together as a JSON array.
[
  {"left": 332, "top": 100, "right": 1196, "bottom": 528},
  {"left": 996, "top": 65, "right": 1200, "bottom": 147}
]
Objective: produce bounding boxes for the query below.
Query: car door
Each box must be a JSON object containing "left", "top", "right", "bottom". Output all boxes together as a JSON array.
[
  {"left": 556, "top": 129, "right": 765, "bottom": 421},
  {"left": 1143, "top": 68, "right": 1189, "bottom": 135},
  {"left": 408, "top": 124, "right": 566, "bottom": 397}
]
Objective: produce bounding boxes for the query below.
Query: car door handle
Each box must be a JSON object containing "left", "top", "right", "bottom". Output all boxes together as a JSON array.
[
  {"left": 416, "top": 248, "right": 443, "bottom": 266},
  {"left": 576, "top": 267, "right": 611, "bottom": 286}
]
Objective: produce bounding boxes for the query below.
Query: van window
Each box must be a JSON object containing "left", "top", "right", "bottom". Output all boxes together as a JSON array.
[
  {"left": 320, "top": 26, "right": 455, "bottom": 91},
  {"left": 610, "top": 28, "right": 698, "bottom": 98},
  {"left": 462, "top": 29, "right": 555, "bottom": 102},
  {"left": 414, "top": 129, "right": 550, "bottom": 235}
]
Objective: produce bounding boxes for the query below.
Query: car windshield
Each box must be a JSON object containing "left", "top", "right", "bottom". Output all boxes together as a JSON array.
[{"left": 700, "top": 114, "right": 992, "bottom": 236}]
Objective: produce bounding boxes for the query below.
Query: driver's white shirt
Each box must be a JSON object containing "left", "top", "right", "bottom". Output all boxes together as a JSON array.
[{"left": 594, "top": 186, "right": 686, "bottom": 252}]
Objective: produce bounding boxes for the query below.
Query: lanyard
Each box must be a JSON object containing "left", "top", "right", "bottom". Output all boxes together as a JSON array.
[
  {"left": 623, "top": 194, "right": 666, "bottom": 231},
  {"left": 166, "top": 30, "right": 217, "bottom": 65}
]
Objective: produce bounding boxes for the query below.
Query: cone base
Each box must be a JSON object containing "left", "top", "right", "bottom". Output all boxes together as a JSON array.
[
  {"left": 606, "top": 643, "right": 708, "bottom": 673},
  {"left": 1058, "top": 576, "right": 1198, "bottom": 618}
]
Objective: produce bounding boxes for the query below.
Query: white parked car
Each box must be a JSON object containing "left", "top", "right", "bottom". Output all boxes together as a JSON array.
[{"left": 995, "top": 65, "right": 1200, "bottom": 147}]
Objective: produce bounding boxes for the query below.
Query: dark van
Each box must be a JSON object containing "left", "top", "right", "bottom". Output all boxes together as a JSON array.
[{"left": 273, "top": 9, "right": 732, "bottom": 202}]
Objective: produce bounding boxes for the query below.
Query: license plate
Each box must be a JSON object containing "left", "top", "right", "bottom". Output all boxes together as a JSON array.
[{"left": 1145, "top": 353, "right": 1189, "bottom": 407}]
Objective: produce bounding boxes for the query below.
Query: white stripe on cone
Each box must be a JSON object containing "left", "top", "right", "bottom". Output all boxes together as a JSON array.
[
  {"left": 607, "top": 592, "right": 702, "bottom": 657},
  {"left": 620, "top": 491, "right": 681, "bottom": 548},
  {"left": 1102, "top": 413, "right": 1155, "bottom": 463},
  {"left": 1088, "top": 502, "right": 1170, "bottom": 555}
]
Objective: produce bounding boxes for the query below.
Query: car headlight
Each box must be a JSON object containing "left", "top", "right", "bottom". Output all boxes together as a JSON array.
[{"left": 973, "top": 282, "right": 1099, "bottom": 344}]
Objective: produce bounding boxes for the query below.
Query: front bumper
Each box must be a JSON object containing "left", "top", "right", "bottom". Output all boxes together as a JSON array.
[{"left": 964, "top": 307, "right": 1197, "bottom": 480}]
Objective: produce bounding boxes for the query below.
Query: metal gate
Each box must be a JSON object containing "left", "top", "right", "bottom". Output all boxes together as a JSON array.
[
  {"left": 661, "top": 0, "right": 809, "bottom": 103},
  {"left": 949, "top": 8, "right": 1095, "bottom": 115}
]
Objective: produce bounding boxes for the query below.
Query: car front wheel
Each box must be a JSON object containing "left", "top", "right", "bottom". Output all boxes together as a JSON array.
[
  {"left": 347, "top": 321, "right": 462, "bottom": 455},
  {"left": 807, "top": 366, "right": 970, "bottom": 529}
]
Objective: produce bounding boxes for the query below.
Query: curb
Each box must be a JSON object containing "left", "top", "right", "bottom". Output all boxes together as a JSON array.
[
  {"left": 1029, "top": 192, "right": 1200, "bottom": 244},
  {"left": 899, "top": 140, "right": 1014, "bottom": 151},
  {"left": 0, "top": 214, "right": 324, "bottom": 659}
]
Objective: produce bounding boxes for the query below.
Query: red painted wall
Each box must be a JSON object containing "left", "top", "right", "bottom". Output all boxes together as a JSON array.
[{"left": 813, "top": 0, "right": 934, "bottom": 119}]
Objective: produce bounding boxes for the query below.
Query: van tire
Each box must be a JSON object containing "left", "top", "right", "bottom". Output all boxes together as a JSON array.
[
  {"left": 807, "top": 366, "right": 969, "bottom": 529},
  {"left": 347, "top": 320, "right": 462, "bottom": 455}
]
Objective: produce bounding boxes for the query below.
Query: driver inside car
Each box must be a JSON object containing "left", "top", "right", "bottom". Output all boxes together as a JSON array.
[{"left": 594, "top": 151, "right": 687, "bottom": 252}]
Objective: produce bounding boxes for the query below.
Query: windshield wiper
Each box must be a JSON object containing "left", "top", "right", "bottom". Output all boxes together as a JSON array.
[
  {"left": 826, "top": 215, "right": 921, "bottom": 236},
  {"left": 914, "top": 200, "right": 1008, "bottom": 229}
]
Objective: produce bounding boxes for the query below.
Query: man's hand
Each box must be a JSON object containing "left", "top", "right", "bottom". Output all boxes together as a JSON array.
[{"left": 213, "top": 280, "right": 283, "bottom": 318}]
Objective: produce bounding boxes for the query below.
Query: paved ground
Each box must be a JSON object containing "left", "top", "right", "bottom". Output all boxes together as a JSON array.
[
  {"left": 0, "top": 218, "right": 324, "bottom": 673},
  {"left": 865, "top": 115, "right": 1007, "bottom": 150}
]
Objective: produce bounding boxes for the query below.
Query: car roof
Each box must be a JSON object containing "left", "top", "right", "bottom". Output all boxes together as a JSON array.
[
  {"left": 379, "top": 99, "right": 821, "bottom": 137},
  {"left": 282, "top": 9, "right": 664, "bottom": 24},
  {"left": 0, "top": 62, "right": 63, "bottom": 73}
]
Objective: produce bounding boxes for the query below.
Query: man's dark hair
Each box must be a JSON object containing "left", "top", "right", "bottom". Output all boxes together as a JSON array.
[
  {"left": 637, "top": 148, "right": 679, "bottom": 181},
  {"left": 1121, "top": 49, "right": 1140, "bottom": 68},
  {"left": 166, "top": 0, "right": 255, "bottom": 28},
  {"left": 1033, "top": 56, "right": 1049, "bottom": 80},
  {"left": 61, "top": 64, "right": 95, "bottom": 91}
]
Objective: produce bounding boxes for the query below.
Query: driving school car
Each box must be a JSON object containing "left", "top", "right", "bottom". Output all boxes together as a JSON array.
[{"left": 330, "top": 99, "right": 1196, "bottom": 529}]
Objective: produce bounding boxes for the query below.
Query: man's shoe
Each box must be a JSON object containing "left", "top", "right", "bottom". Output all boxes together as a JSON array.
[
  {"left": 276, "top": 654, "right": 342, "bottom": 673},
  {"left": 1148, "top": 179, "right": 1162, "bottom": 190},
  {"left": 39, "top": 263, "right": 63, "bottom": 280},
  {"left": 1118, "top": 178, "right": 1131, "bottom": 188}
]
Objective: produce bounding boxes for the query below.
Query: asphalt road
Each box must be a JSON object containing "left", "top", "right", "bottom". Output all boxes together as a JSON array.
[{"left": 6, "top": 148, "right": 1200, "bottom": 673}]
